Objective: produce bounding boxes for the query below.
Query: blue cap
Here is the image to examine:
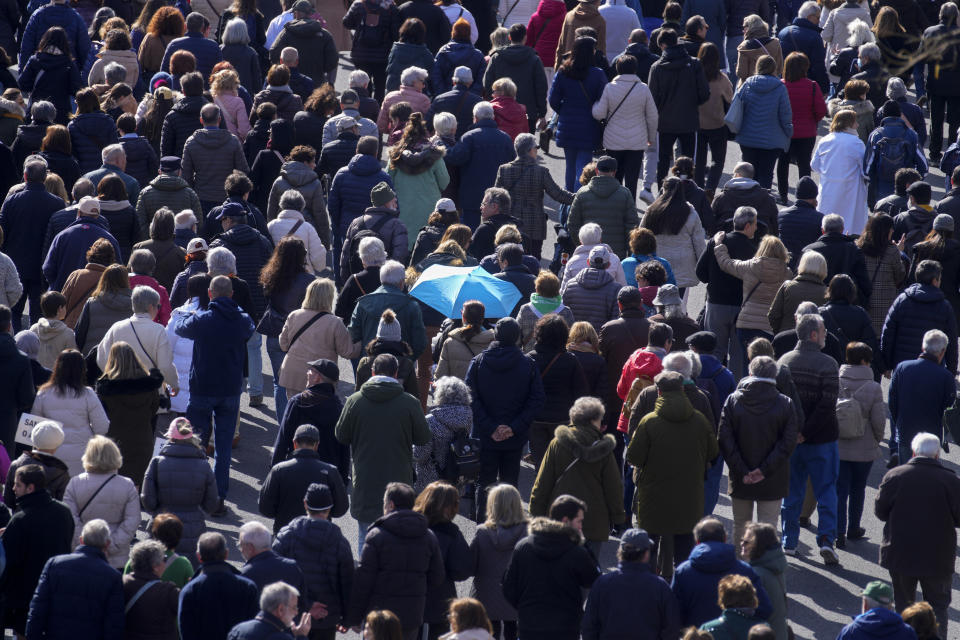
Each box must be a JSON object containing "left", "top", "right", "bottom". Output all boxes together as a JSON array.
[
  {"left": 215, "top": 201, "right": 247, "bottom": 220},
  {"left": 620, "top": 528, "right": 651, "bottom": 550}
]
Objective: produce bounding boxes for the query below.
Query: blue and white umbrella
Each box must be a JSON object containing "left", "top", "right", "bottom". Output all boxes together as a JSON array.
[{"left": 409, "top": 264, "right": 522, "bottom": 318}]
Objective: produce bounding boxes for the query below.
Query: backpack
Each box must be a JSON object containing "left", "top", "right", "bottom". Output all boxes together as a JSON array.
[
  {"left": 873, "top": 136, "right": 912, "bottom": 185},
  {"left": 836, "top": 385, "right": 867, "bottom": 439},
  {"left": 352, "top": 6, "right": 390, "bottom": 49},
  {"left": 348, "top": 214, "right": 391, "bottom": 275},
  {"left": 618, "top": 374, "right": 655, "bottom": 432},
  {"left": 440, "top": 430, "right": 482, "bottom": 482}
]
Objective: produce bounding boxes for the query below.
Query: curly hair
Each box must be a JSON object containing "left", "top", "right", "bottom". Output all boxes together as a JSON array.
[
  {"left": 260, "top": 236, "right": 307, "bottom": 296},
  {"left": 148, "top": 6, "right": 186, "bottom": 37}
]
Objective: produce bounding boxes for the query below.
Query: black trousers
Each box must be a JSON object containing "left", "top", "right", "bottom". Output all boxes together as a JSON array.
[
  {"left": 607, "top": 148, "right": 645, "bottom": 200},
  {"left": 491, "top": 620, "right": 518, "bottom": 640},
  {"left": 356, "top": 60, "right": 388, "bottom": 103},
  {"left": 929, "top": 94, "right": 960, "bottom": 155},
  {"left": 475, "top": 447, "right": 522, "bottom": 521},
  {"left": 11, "top": 279, "right": 43, "bottom": 333},
  {"left": 695, "top": 127, "right": 728, "bottom": 190},
  {"left": 776, "top": 136, "right": 816, "bottom": 199},
  {"left": 890, "top": 572, "right": 952, "bottom": 639},
  {"left": 648, "top": 531, "right": 695, "bottom": 579},
  {"left": 657, "top": 131, "right": 696, "bottom": 184},
  {"left": 740, "top": 146, "right": 781, "bottom": 190}
]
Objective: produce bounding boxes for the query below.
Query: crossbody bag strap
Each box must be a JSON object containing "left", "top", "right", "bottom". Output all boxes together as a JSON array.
[
  {"left": 66, "top": 283, "right": 98, "bottom": 317},
  {"left": 288, "top": 311, "right": 328, "bottom": 349},
  {"left": 741, "top": 280, "right": 762, "bottom": 306},
  {"left": 129, "top": 320, "right": 158, "bottom": 369},
  {"left": 556, "top": 455, "right": 581, "bottom": 483},
  {"left": 125, "top": 580, "right": 160, "bottom": 614},
  {"left": 870, "top": 256, "right": 883, "bottom": 284},
  {"left": 284, "top": 219, "right": 304, "bottom": 237},
  {"left": 501, "top": 0, "right": 521, "bottom": 23},
  {"left": 606, "top": 81, "right": 638, "bottom": 122},
  {"left": 78, "top": 473, "right": 117, "bottom": 519},
  {"left": 534, "top": 16, "right": 552, "bottom": 42},
  {"left": 540, "top": 352, "right": 562, "bottom": 379}
]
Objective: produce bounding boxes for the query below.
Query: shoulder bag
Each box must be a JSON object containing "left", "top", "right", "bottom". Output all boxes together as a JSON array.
[
  {"left": 540, "top": 352, "right": 562, "bottom": 378},
  {"left": 77, "top": 473, "right": 117, "bottom": 519},
  {"left": 284, "top": 219, "right": 305, "bottom": 237},
  {"left": 733, "top": 280, "right": 762, "bottom": 325}
]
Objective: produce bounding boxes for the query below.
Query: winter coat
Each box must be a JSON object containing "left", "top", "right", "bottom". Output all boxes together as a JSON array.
[
  {"left": 349, "top": 284, "right": 427, "bottom": 357},
  {"left": 210, "top": 224, "right": 274, "bottom": 319},
  {"left": 465, "top": 342, "right": 545, "bottom": 450},
  {"left": 502, "top": 517, "right": 599, "bottom": 640},
  {"left": 136, "top": 175, "right": 203, "bottom": 234},
  {"left": 423, "top": 520, "right": 472, "bottom": 624},
  {"left": 851, "top": 60, "right": 890, "bottom": 110},
  {"left": 713, "top": 243, "right": 793, "bottom": 332},
  {"left": 0, "top": 181, "right": 63, "bottom": 284},
  {"left": 388, "top": 148, "right": 449, "bottom": 249},
  {"left": 219, "top": 43, "right": 261, "bottom": 96},
  {"left": 261, "top": 451, "right": 348, "bottom": 536},
  {"left": 555, "top": 1, "right": 606, "bottom": 62},
  {"left": 335, "top": 378, "right": 430, "bottom": 522},
  {"left": 213, "top": 93, "right": 250, "bottom": 140},
  {"left": 889, "top": 354, "right": 955, "bottom": 450},
  {"left": 88, "top": 48, "right": 140, "bottom": 88},
  {"left": 319, "top": 131, "right": 364, "bottom": 179},
  {"left": 819, "top": 299, "right": 878, "bottom": 359},
  {"left": 875, "top": 456, "right": 960, "bottom": 578},
  {"left": 74, "top": 290, "right": 133, "bottom": 355},
  {"left": 561, "top": 266, "right": 621, "bottom": 332},
  {"left": 597, "top": 0, "right": 640, "bottom": 63},
  {"left": 141, "top": 440, "right": 218, "bottom": 554},
  {"left": 329, "top": 155, "right": 394, "bottom": 240},
  {"left": 469, "top": 522, "right": 527, "bottom": 621},
  {"left": 19, "top": 3, "right": 91, "bottom": 69},
  {"left": 894, "top": 206, "right": 936, "bottom": 257},
  {"left": 266, "top": 161, "right": 330, "bottom": 243},
  {"left": 700, "top": 609, "right": 769, "bottom": 640},
  {"left": 527, "top": 346, "right": 587, "bottom": 424},
  {"left": 3, "top": 451, "right": 68, "bottom": 507},
  {"left": 384, "top": 42, "right": 435, "bottom": 93},
  {"left": 730, "top": 73, "right": 793, "bottom": 151},
  {"left": 96, "top": 372, "right": 163, "bottom": 485},
  {"left": 863, "top": 244, "right": 906, "bottom": 336},
  {"left": 12, "top": 123, "right": 49, "bottom": 171},
  {"left": 822, "top": 1, "right": 872, "bottom": 52},
  {"left": 736, "top": 36, "right": 783, "bottom": 85},
  {"left": 827, "top": 96, "right": 874, "bottom": 143},
  {"left": 160, "top": 31, "right": 223, "bottom": 79},
  {"left": 445, "top": 119, "right": 516, "bottom": 213},
  {"left": 591, "top": 74, "right": 658, "bottom": 151},
  {"left": 412, "top": 403, "right": 472, "bottom": 491},
  {"left": 122, "top": 570, "right": 181, "bottom": 640},
  {"left": 182, "top": 127, "right": 250, "bottom": 203},
  {"left": 63, "top": 472, "right": 140, "bottom": 568},
  {"left": 343, "top": 0, "right": 401, "bottom": 65},
  {"left": 346, "top": 508, "right": 445, "bottom": 631},
  {"left": 626, "top": 388, "right": 718, "bottom": 533},
  {"left": 178, "top": 562, "right": 259, "bottom": 640},
  {"left": 96, "top": 200, "right": 140, "bottom": 263},
  {"left": 567, "top": 175, "right": 638, "bottom": 258},
  {"left": 582, "top": 561, "right": 681, "bottom": 640},
  {"left": 778, "top": 18, "right": 829, "bottom": 90},
  {"left": 29, "top": 318, "right": 77, "bottom": 369},
  {"left": 484, "top": 44, "right": 548, "bottom": 119},
  {"left": 911, "top": 236, "right": 960, "bottom": 327},
  {"left": 160, "top": 97, "right": 207, "bottom": 158},
  {"left": 239, "top": 549, "right": 304, "bottom": 597},
  {"left": 836, "top": 607, "right": 919, "bottom": 640},
  {"left": 530, "top": 423, "right": 624, "bottom": 541},
  {"left": 837, "top": 364, "right": 885, "bottom": 462},
  {"left": 377, "top": 85, "right": 432, "bottom": 133},
  {"left": 273, "top": 382, "right": 348, "bottom": 478},
  {"left": 0, "top": 250, "right": 20, "bottom": 310},
  {"left": 435, "top": 328, "right": 494, "bottom": 380},
  {"left": 642, "top": 206, "right": 706, "bottom": 288},
  {"left": 562, "top": 243, "right": 626, "bottom": 289},
  {"left": 31, "top": 387, "right": 109, "bottom": 477},
  {"left": 17, "top": 53, "right": 82, "bottom": 123},
  {"left": 133, "top": 240, "right": 185, "bottom": 295},
  {"left": 597, "top": 309, "right": 649, "bottom": 414},
  {"left": 269, "top": 211, "right": 327, "bottom": 274},
  {"left": 803, "top": 233, "right": 872, "bottom": 305},
  {"left": 881, "top": 282, "right": 959, "bottom": 373},
  {"left": 625, "top": 377, "right": 714, "bottom": 438},
  {"left": 118, "top": 136, "right": 160, "bottom": 190},
  {"left": 696, "top": 231, "right": 758, "bottom": 307},
  {"left": 784, "top": 77, "right": 827, "bottom": 140},
  {"left": 278, "top": 310, "right": 359, "bottom": 392},
  {"left": 491, "top": 95, "right": 528, "bottom": 141},
  {"left": 69, "top": 112, "right": 119, "bottom": 175},
  {"left": 517, "top": 300, "right": 575, "bottom": 351},
  {"left": 433, "top": 40, "right": 487, "bottom": 96},
  {"left": 718, "top": 377, "right": 798, "bottom": 501},
  {"left": 425, "top": 86, "right": 483, "bottom": 140},
  {"left": 525, "top": 0, "right": 566, "bottom": 68},
  {"left": 711, "top": 177, "right": 780, "bottom": 235},
  {"left": 671, "top": 541, "right": 773, "bottom": 628},
  {"left": 922, "top": 22, "right": 960, "bottom": 97},
  {"left": 174, "top": 296, "right": 255, "bottom": 396},
  {"left": 777, "top": 202, "right": 823, "bottom": 271},
  {"left": 45, "top": 214, "right": 119, "bottom": 295},
  {"left": 341, "top": 206, "right": 409, "bottom": 275},
  {"left": 767, "top": 273, "right": 827, "bottom": 333},
  {"left": 742, "top": 548, "right": 788, "bottom": 640},
  {"left": 25, "top": 545, "right": 124, "bottom": 640},
  {"left": 494, "top": 152, "right": 573, "bottom": 242},
  {"left": 778, "top": 339, "right": 841, "bottom": 445},
  {"left": 866, "top": 118, "right": 926, "bottom": 200},
  {"left": 649, "top": 45, "right": 710, "bottom": 134},
  {"left": 811, "top": 131, "right": 870, "bottom": 235},
  {"left": 548, "top": 67, "right": 606, "bottom": 151}
]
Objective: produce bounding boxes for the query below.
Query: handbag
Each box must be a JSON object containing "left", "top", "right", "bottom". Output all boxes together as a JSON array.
[
  {"left": 256, "top": 305, "right": 288, "bottom": 337},
  {"left": 724, "top": 93, "right": 744, "bottom": 137},
  {"left": 721, "top": 95, "right": 737, "bottom": 141}
]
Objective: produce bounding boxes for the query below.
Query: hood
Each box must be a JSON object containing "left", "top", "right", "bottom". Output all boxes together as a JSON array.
[
  {"left": 171, "top": 95, "right": 206, "bottom": 116},
  {"left": 659, "top": 44, "right": 695, "bottom": 68},
  {"left": 750, "top": 546, "right": 786, "bottom": 575},
  {"left": 573, "top": 2, "right": 598, "bottom": 18},
  {"left": 527, "top": 517, "right": 582, "bottom": 558},
  {"left": 652, "top": 389, "right": 695, "bottom": 422},
  {"left": 348, "top": 154, "right": 384, "bottom": 176},
  {"left": 97, "top": 289, "right": 133, "bottom": 311},
  {"left": 732, "top": 378, "right": 781, "bottom": 414},
  {"left": 688, "top": 541, "right": 738, "bottom": 573},
  {"left": 555, "top": 424, "right": 616, "bottom": 463},
  {"left": 373, "top": 509, "right": 430, "bottom": 538},
  {"left": 96, "top": 370, "right": 163, "bottom": 397},
  {"left": 208, "top": 296, "right": 244, "bottom": 322},
  {"left": 904, "top": 207, "right": 935, "bottom": 227},
  {"left": 849, "top": 608, "right": 916, "bottom": 638},
  {"left": 742, "top": 73, "right": 785, "bottom": 95},
  {"left": 624, "top": 349, "right": 662, "bottom": 378},
  {"left": 839, "top": 363, "right": 874, "bottom": 385},
  {"left": 150, "top": 174, "right": 190, "bottom": 192},
  {"left": 392, "top": 144, "right": 444, "bottom": 174},
  {"left": 449, "top": 327, "right": 495, "bottom": 348},
  {"left": 879, "top": 117, "right": 910, "bottom": 138},
  {"left": 217, "top": 223, "right": 262, "bottom": 247},
  {"left": 573, "top": 266, "right": 614, "bottom": 290},
  {"left": 71, "top": 111, "right": 113, "bottom": 133},
  {"left": 19, "top": 450, "right": 69, "bottom": 474},
  {"left": 586, "top": 175, "right": 623, "bottom": 199},
  {"left": 484, "top": 522, "right": 528, "bottom": 551},
  {"left": 492, "top": 44, "right": 540, "bottom": 65},
  {"left": 281, "top": 516, "right": 345, "bottom": 550},
  {"left": 188, "top": 127, "right": 235, "bottom": 149},
  {"left": 285, "top": 18, "right": 325, "bottom": 36},
  {"left": 535, "top": 0, "right": 566, "bottom": 18},
  {"left": 34, "top": 318, "right": 70, "bottom": 339},
  {"left": 35, "top": 51, "right": 72, "bottom": 69},
  {"left": 903, "top": 282, "right": 945, "bottom": 303},
  {"left": 478, "top": 344, "right": 527, "bottom": 372},
  {"left": 159, "top": 439, "right": 206, "bottom": 459},
  {"left": 359, "top": 377, "right": 406, "bottom": 402},
  {"left": 280, "top": 161, "right": 320, "bottom": 187},
  {"left": 723, "top": 176, "right": 761, "bottom": 191}
]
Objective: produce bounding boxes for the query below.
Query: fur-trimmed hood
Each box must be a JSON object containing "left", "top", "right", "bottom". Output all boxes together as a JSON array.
[
  {"left": 527, "top": 516, "right": 584, "bottom": 553},
  {"left": 391, "top": 143, "right": 445, "bottom": 175},
  {"left": 554, "top": 424, "right": 616, "bottom": 463}
]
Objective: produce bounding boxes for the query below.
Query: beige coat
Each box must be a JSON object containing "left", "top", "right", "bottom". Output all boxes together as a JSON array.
[
  {"left": 714, "top": 243, "right": 793, "bottom": 332},
  {"left": 837, "top": 363, "right": 886, "bottom": 462},
  {"left": 591, "top": 74, "right": 658, "bottom": 151},
  {"left": 736, "top": 38, "right": 783, "bottom": 85},
  {"left": 88, "top": 48, "right": 141, "bottom": 87},
  {"left": 435, "top": 328, "right": 495, "bottom": 380},
  {"left": 63, "top": 472, "right": 141, "bottom": 568},
  {"left": 30, "top": 318, "right": 78, "bottom": 369},
  {"left": 31, "top": 387, "right": 110, "bottom": 477},
  {"left": 278, "top": 310, "right": 360, "bottom": 392},
  {"left": 554, "top": 2, "right": 606, "bottom": 67},
  {"left": 267, "top": 210, "right": 327, "bottom": 274},
  {"left": 96, "top": 313, "right": 178, "bottom": 387}
]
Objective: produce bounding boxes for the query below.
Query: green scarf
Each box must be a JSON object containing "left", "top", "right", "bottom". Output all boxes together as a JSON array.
[{"left": 531, "top": 293, "right": 561, "bottom": 314}]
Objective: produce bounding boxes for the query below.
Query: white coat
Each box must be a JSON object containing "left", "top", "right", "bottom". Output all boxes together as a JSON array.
[
  {"left": 267, "top": 209, "right": 328, "bottom": 274},
  {"left": 96, "top": 313, "right": 178, "bottom": 387},
  {"left": 591, "top": 73, "right": 658, "bottom": 151},
  {"left": 165, "top": 300, "right": 198, "bottom": 414},
  {"left": 598, "top": 0, "right": 640, "bottom": 64},
  {"left": 441, "top": 4, "right": 479, "bottom": 44},
  {"left": 645, "top": 204, "right": 707, "bottom": 289},
  {"left": 560, "top": 242, "right": 627, "bottom": 292},
  {"left": 31, "top": 387, "right": 110, "bottom": 477},
  {"left": 820, "top": 1, "right": 872, "bottom": 54},
  {"left": 811, "top": 130, "right": 869, "bottom": 235},
  {"left": 63, "top": 472, "right": 141, "bottom": 568}
]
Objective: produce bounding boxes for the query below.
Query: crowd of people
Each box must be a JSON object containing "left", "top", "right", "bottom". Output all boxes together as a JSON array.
[{"left": 0, "top": 0, "right": 957, "bottom": 638}]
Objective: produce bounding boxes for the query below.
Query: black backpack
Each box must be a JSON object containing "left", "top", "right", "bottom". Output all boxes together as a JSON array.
[
  {"left": 348, "top": 214, "right": 391, "bottom": 275},
  {"left": 441, "top": 430, "right": 482, "bottom": 482},
  {"left": 352, "top": 6, "right": 390, "bottom": 49},
  {"left": 873, "top": 136, "right": 912, "bottom": 185}
]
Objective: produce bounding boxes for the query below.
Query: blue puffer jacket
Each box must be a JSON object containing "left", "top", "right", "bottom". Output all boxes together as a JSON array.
[
  {"left": 178, "top": 561, "right": 259, "bottom": 640},
  {"left": 836, "top": 607, "right": 918, "bottom": 640},
  {"left": 549, "top": 67, "right": 607, "bottom": 151},
  {"left": 465, "top": 342, "right": 545, "bottom": 450},
  {"left": 42, "top": 216, "right": 122, "bottom": 291},
  {"left": 119, "top": 135, "right": 160, "bottom": 187},
  {"left": 866, "top": 117, "right": 926, "bottom": 200},
  {"left": 432, "top": 40, "right": 486, "bottom": 96},
  {"left": 19, "top": 3, "right": 91, "bottom": 69},
  {"left": 444, "top": 119, "right": 515, "bottom": 212},
  {"left": 174, "top": 296, "right": 256, "bottom": 396},
  {"left": 881, "top": 283, "right": 959, "bottom": 373},
  {"left": 17, "top": 52, "right": 82, "bottom": 124},
  {"left": 731, "top": 74, "right": 793, "bottom": 151},
  {"left": 68, "top": 112, "right": 119, "bottom": 174},
  {"left": 160, "top": 32, "right": 223, "bottom": 80},
  {"left": 385, "top": 42, "right": 435, "bottom": 92},
  {"left": 25, "top": 546, "right": 124, "bottom": 640},
  {"left": 209, "top": 224, "right": 275, "bottom": 318},
  {"left": 778, "top": 17, "right": 828, "bottom": 91},
  {"left": 328, "top": 154, "right": 394, "bottom": 240},
  {"left": 273, "top": 517, "right": 354, "bottom": 627},
  {"left": 670, "top": 541, "right": 773, "bottom": 628}
]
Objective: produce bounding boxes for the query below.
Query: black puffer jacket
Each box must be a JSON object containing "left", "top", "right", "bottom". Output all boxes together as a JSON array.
[
  {"left": 119, "top": 135, "right": 160, "bottom": 187},
  {"left": 397, "top": 0, "right": 452, "bottom": 53},
  {"left": 251, "top": 88, "right": 303, "bottom": 123},
  {"left": 343, "top": 0, "right": 401, "bottom": 65},
  {"left": 259, "top": 448, "right": 349, "bottom": 533},
  {"left": 273, "top": 516, "right": 355, "bottom": 628},
  {"left": 68, "top": 112, "right": 119, "bottom": 174},
  {"left": 210, "top": 223, "right": 274, "bottom": 318},
  {"left": 98, "top": 200, "right": 141, "bottom": 262},
  {"left": 160, "top": 96, "right": 206, "bottom": 157},
  {"left": 910, "top": 236, "right": 960, "bottom": 325},
  {"left": 346, "top": 509, "right": 445, "bottom": 630},
  {"left": 802, "top": 233, "right": 872, "bottom": 304},
  {"left": 272, "top": 382, "right": 349, "bottom": 479},
  {"left": 293, "top": 110, "right": 326, "bottom": 155},
  {"left": 528, "top": 347, "right": 587, "bottom": 424},
  {"left": 648, "top": 45, "right": 710, "bottom": 134},
  {"left": 268, "top": 19, "right": 339, "bottom": 86},
  {"left": 423, "top": 520, "right": 472, "bottom": 623},
  {"left": 483, "top": 44, "right": 547, "bottom": 119},
  {"left": 11, "top": 122, "right": 49, "bottom": 171}
]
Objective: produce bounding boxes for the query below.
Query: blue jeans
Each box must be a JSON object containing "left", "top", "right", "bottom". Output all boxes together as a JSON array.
[
  {"left": 186, "top": 394, "right": 241, "bottom": 498},
  {"left": 266, "top": 335, "right": 287, "bottom": 420},
  {"left": 564, "top": 148, "right": 594, "bottom": 192},
  {"left": 725, "top": 35, "right": 743, "bottom": 83},
  {"left": 781, "top": 441, "right": 839, "bottom": 549},
  {"left": 245, "top": 332, "right": 263, "bottom": 396},
  {"left": 837, "top": 459, "right": 872, "bottom": 536},
  {"left": 704, "top": 454, "right": 724, "bottom": 516}
]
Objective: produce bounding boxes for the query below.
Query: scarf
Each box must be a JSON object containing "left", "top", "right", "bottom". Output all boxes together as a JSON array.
[{"left": 530, "top": 293, "right": 561, "bottom": 314}]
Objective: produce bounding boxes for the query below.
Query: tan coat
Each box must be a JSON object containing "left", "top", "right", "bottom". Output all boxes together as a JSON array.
[
  {"left": 435, "top": 328, "right": 495, "bottom": 380},
  {"left": 88, "top": 48, "right": 141, "bottom": 88},
  {"left": 278, "top": 310, "right": 360, "bottom": 392},
  {"left": 137, "top": 33, "right": 176, "bottom": 75},
  {"left": 714, "top": 243, "right": 793, "bottom": 333},
  {"left": 554, "top": 2, "right": 606, "bottom": 68},
  {"left": 61, "top": 264, "right": 107, "bottom": 328},
  {"left": 736, "top": 37, "right": 783, "bottom": 85},
  {"left": 29, "top": 318, "right": 78, "bottom": 369}
]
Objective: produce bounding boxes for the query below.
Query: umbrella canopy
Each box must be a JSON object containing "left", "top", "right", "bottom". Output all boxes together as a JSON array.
[{"left": 410, "top": 264, "right": 522, "bottom": 318}]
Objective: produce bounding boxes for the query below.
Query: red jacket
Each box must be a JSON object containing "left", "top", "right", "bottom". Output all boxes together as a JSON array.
[
  {"left": 525, "top": 0, "right": 566, "bottom": 68},
  {"left": 783, "top": 78, "right": 827, "bottom": 139},
  {"left": 615, "top": 348, "right": 664, "bottom": 432},
  {"left": 129, "top": 274, "right": 172, "bottom": 326},
  {"left": 492, "top": 95, "right": 529, "bottom": 140}
]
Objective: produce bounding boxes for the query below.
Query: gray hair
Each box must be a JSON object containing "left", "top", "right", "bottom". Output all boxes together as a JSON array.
[
  {"left": 742, "top": 13, "right": 768, "bottom": 38},
  {"left": 358, "top": 236, "right": 387, "bottom": 267},
  {"left": 859, "top": 42, "right": 881, "bottom": 62},
  {"left": 846, "top": 18, "right": 875, "bottom": 46},
  {"left": 798, "top": 0, "right": 820, "bottom": 19},
  {"left": 685, "top": 351, "right": 702, "bottom": 378},
  {"left": 733, "top": 206, "right": 757, "bottom": 230},
  {"left": 72, "top": 177, "right": 96, "bottom": 201},
  {"left": 794, "top": 300, "right": 819, "bottom": 318},
  {"left": 569, "top": 396, "right": 605, "bottom": 425},
  {"left": 186, "top": 11, "right": 209, "bottom": 33},
  {"left": 24, "top": 157, "right": 47, "bottom": 183},
  {"left": 515, "top": 133, "right": 537, "bottom": 155},
  {"left": 129, "top": 248, "right": 156, "bottom": 276},
  {"left": 197, "top": 532, "right": 227, "bottom": 562},
  {"left": 400, "top": 66, "right": 428, "bottom": 87},
  {"left": 798, "top": 251, "right": 827, "bottom": 280},
  {"left": 81, "top": 518, "right": 111, "bottom": 548},
  {"left": 30, "top": 101, "right": 55, "bottom": 124},
  {"left": 129, "top": 540, "right": 166, "bottom": 574},
  {"left": 733, "top": 162, "right": 754, "bottom": 178},
  {"left": 207, "top": 246, "right": 237, "bottom": 276},
  {"left": 432, "top": 376, "right": 472, "bottom": 406},
  {"left": 223, "top": 17, "right": 250, "bottom": 45},
  {"left": 131, "top": 285, "right": 161, "bottom": 313},
  {"left": 484, "top": 187, "right": 511, "bottom": 212},
  {"left": 822, "top": 213, "right": 845, "bottom": 234},
  {"left": 796, "top": 313, "right": 824, "bottom": 339},
  {"left": 748, "top": 355, "right": 778, "bottom": 379},
  {"left": 261, "top": 582, "right": 299, "bottom": 615},
  {"left": 922, "top": 329, "right": 949, "bottom": 356},
  {"left": 238, "top": 521, "right": 272, "bottom": 552},
  {"left": 102, "top": 143, "right": 125, "bottom": 165},
  {"left": 380, "top": 260, "right": 406, "bottom": 287},
  {"left": 200, "top": 103, "right": 220, "bottom": 126},
  {"left": 433, "top": 112, "right": 457, "bottom": 137},
  {"left": 349, "top": 69, "right": 370, "bottom": 88},
  {"left": 279, "top": 189, "right": 305, "bottom": 212},
  {"left": 473, "top": 101, "right": 495, "bottom": 120},
  {"left": 104, "top": 61, "right": 127, "bottom": 84},
  {"left": 886, "top": 76, "right": 907, "bottom": 99},
  {"left": 912, "top": 432, "right": 941, "bottom": 457},
  {"left": 663, "top": 352, "right": 693, "bottom": 380},
  {"left": 578, "top": 222, "right": 603, "bottom": 245},
  {"left": 280, "top": 46, "right": 298, "bottom": 64}
]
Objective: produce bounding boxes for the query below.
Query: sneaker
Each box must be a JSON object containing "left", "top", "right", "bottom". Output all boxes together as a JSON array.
[
  {"left": 211, "top": 499, "right": 228, "bottom": 517},
  {"left": 847, "top": 527, "right": 867, "bottom": 541},
  {"left": 638, "top": 189, "right": 655, "bottom": 205},
  {"left": 783, "top": 546, "right": 798, "bottom": 557},
  {"left": 248, "top": 394, "right": 264, "bottom": 407},
  {"left": 819, "top": 538, "right": 839, "bottom": 565}
]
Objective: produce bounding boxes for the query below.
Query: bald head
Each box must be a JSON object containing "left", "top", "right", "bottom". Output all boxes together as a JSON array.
[{"left": 209, "top": 275, "right": 233, "bottom": 299}]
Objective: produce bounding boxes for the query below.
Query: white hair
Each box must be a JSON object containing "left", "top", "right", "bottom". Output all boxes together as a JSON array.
[
  {"left": 922, "top": 329, "right": 949, "bottom": 356},
  {"left": 663, "top": 352, "right": 693, "bottom": 380},
  {"left": 238, "top": 521, "right": 272, "bottom": 551},
  {"left": 260, "top": 582, "right": 299, "bottom": 614},
  {"left": 279, "top": 189, "right": 305, "bottom": 211},
  {"left": 794, "top": 300, "right": 819, "bottom": 319},
  {"left": 380, "top": 260, "right": 406, "bottom": 287},
  {"left": 280, "top": 46, "right": 298, "bottom": 63},
  {"left": 859, "top": 42, "right": 881, "bottom": 62},
  {"left": 748, "top": 355, "right": 778, "bottom": 378},
  {"left": 131, "top": 285, "right": 160, "bottom": 313},
  {"left": 358, "top": 236, "right": 387, "bottom": 267},
  {"left": 822, "top": 213, "right": 845, "bottom": 234},
  {"left": 223, "top": 17, "right": 250, "bottom": 45},
  {"left": 433, "top": 111, "right": 457, "bottom": 137},
  {"left": 349, "top": 69, "right": 370, "bottom": 88},
  {"left": 400, "top": 66, "right": 428, "bottom": 87},
  {"left": 798, "top": 0, "right": 820, "bottom": 19},
  {"left": 473, "top": 101, "right": 495, "bottom": 120},
  {"left": 102, "top": 143, "right": 125, "bottom": 165},
  {"left": 81, "top": 519, "right": 112, "bottom": 548},
  {"left": 578, "top": 222, "right": 603, "bottom": 245},
  {"left": 847, "top": 19, "right": 875, "bottom": 47},
  {"left": 206, "top": 246, "right": 237, "bottom": 276},
  {"left": 911, "top": 432, "right": 941, "bottom": 458},
  {"left": 432, "top": 376, "right": 472, "bottom": 406},
  {"left": 798, "top": 251, "right": 827, "bottom": 280}
]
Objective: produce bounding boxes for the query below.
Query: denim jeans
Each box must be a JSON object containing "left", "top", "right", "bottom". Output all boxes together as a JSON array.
[
  {"left": 186, "top": 393, "right": 241, "bottom": 498},
  {"left": 725, "top": 35, "right": 744, "bottom": 84},
  {"left": 705, "top": 302, "right": 744, "bottom": 377},
  {"left": 266, "top": 335, "right": 287, "bottom": 419},
  {"left": 564, "top": 148, "right": 594, "bottom": 192},
  {"left": 245, "top": 332, "right": 264, "bottom": 396},
  {"left": 837, "top": 459, "right": 872, "bottom": 536},
  {"left": 781, "top": 440, "right": 839, "bottom": 549}
]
